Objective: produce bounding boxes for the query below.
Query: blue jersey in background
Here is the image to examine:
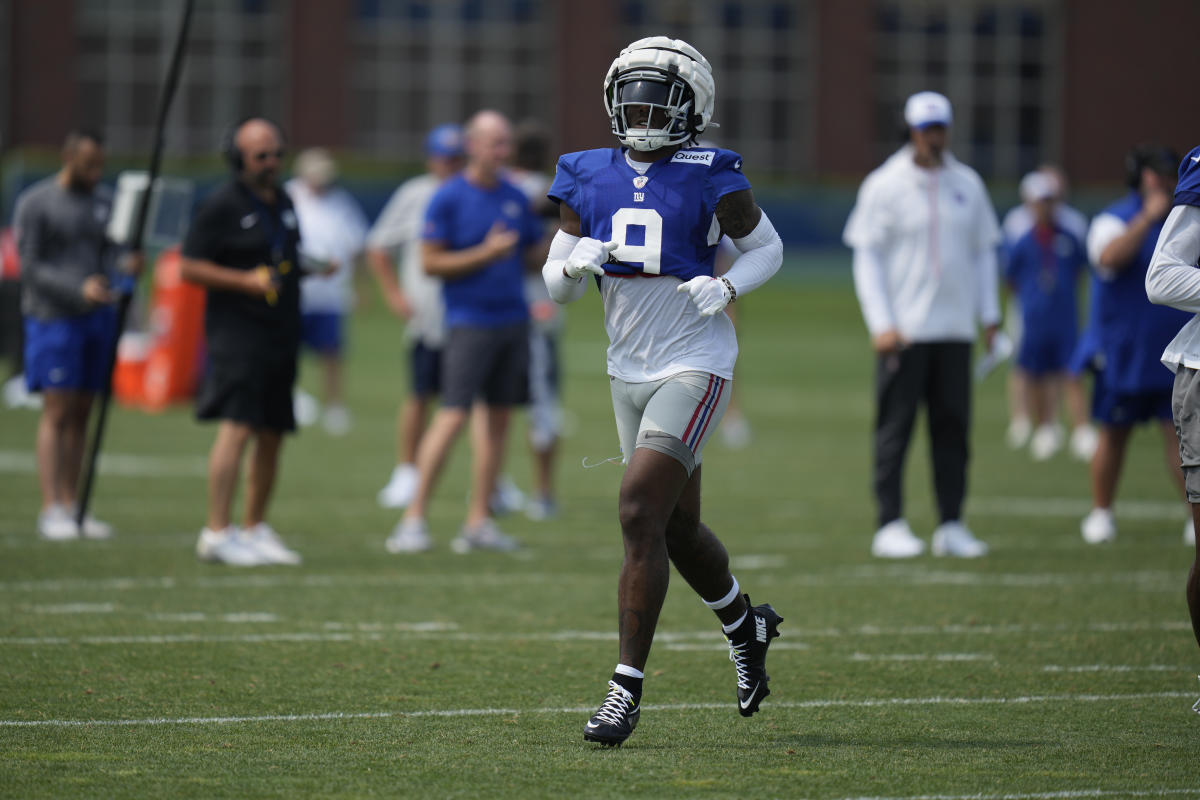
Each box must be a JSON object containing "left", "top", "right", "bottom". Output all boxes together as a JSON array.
[{"left": 423, "top": 174, "right": 541, "bottom": 329}]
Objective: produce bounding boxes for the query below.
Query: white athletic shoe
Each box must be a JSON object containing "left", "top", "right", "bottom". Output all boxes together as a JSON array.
[
  {"left": 322, "top": 405, "right": 352, "bottom": 436},
  {"left": 75, "top": 508, "right": 114, "bottom": 540},
  {"left": 871, "top": 519, "right": 925, "bottom": 558},
  {"left": 1069, "top": 424, "right": 1099, "bottom": 462},
  {"left": 37, "top": 504, "right": 79, "bottom": 541},
  {"left": 195, "top": 527, "right": 267, "bottom": 566},
  {"left": 243, "top": 522, "right": 302, "bottom": 565},
  {"left": 720, "top": 412, "right": 752, "bottom": 449},
  {"left": 293, "top": 388, "right": 320, "bottom": 427},
  {"left": 385, "top": 517, "right": 433, "bottom": 553},
  {"left": 931, "top": 521, "right": 989, "bottom": 558},
  {"left": 452, "top": 518, "right": 520, "bottom": 553},
  {"left": 1029, "top": 424, "right": 1063, "bottom": 461},
  {"left": 1185, "top": 518, "right": 1196, "bottom": 547},
  {"left": 1081, "top": 508, "right": 1116, "bottom": 544},
  {"left": 1006, "top": 417, "right": 1032, "bottom": 450},
  {"left": 488, "top": 475, "right": 526, "bottom": 517},
  {"left": 377, "top": 464, "right": 418, "bottom": 509},
  {"left": 525, "top": 494, "right": 558, "bottom": 521}
]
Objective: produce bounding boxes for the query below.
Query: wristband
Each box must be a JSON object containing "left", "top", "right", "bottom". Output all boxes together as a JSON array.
[{"left": 719, "top": 276, "right": 737, "bottom": 304}]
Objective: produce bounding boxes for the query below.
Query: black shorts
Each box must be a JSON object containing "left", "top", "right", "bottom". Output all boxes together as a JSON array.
[
  {"left": 441, "top": 321, "right": 530, "bottom": 409},
  {"left": 195, "top": 355, "right": 297, "bottom": 432},
  {"left": 410, "top": 340, "right": 442, "bottom": 398}
]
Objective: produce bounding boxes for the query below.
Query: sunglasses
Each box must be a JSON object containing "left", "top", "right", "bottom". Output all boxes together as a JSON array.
[{"left": 252, "top": 149, "right": 286, "bottom": 162}]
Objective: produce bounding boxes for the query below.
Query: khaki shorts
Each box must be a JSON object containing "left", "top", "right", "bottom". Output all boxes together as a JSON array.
[
  {"left": 610, "top": 370, "right": 731, "bottom": 476},
  {"left": 1172, "top": 366, "right": 1200, "bottom": 502}
]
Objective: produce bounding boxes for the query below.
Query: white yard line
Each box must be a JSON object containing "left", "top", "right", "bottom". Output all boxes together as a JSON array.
[
  {"left": 1, "top": 621, "right": 1190, "bottom": 647},
  {"left": 0, "top": 690, "right": 1191, "bottom": 728},
  {"left": 0, "top": 567, "right": 1182, "bottom": 594},
  {"left": 971, "top": 496, "right": 1185, "bottom": 521},
  {"left": 1042, "top": 664, "right": 1186, "bottom": 673},
  {"left": 0, "top": 449, "right": 206, "bottom": 478},
  {"left": 844, "top": 790, "right": 1200, "bottom": 800}
]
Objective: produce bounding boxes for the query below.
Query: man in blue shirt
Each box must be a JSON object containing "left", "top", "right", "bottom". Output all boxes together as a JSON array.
[
  {"left": 391, "top": 110, "right": 543, "bottom": 553},
  {"left": 1081, "top": 144, "right": 1191, "bottom": 544}
]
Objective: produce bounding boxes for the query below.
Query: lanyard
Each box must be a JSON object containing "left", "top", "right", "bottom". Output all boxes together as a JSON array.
[{"left": 245, "top": 189, "right": 288, "bottom": 266}]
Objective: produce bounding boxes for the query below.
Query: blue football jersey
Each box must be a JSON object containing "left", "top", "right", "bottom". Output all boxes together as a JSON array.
[
  {"left": 548, "top": 147, "right": 751, "bottom": 282},
  {"left": 1175, "top": 145, "right": 1200, "bottom": 208}
]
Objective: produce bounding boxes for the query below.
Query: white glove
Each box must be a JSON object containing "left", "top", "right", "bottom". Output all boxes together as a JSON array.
[
  {"left": 564, "top": 238, "right": 616, "bottom": 280},
  {"left": 676, "top": 276, "right": 733, "bottom": 316}
]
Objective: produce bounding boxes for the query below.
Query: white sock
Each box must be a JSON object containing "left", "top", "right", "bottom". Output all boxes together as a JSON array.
[
  {"left": 614, "top": 664, "right": 644, "bottom": 680},
  {"left": 702, "top": 576, "right": 740, "bottom": 610},
  {"left": 721, "top": 611, "right": 748, "bottom": 635}
]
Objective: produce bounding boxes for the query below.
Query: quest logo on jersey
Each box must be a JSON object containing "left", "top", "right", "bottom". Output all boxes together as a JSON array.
[{"left": 670, "top": 150, "right": 715, "bottom": 167}]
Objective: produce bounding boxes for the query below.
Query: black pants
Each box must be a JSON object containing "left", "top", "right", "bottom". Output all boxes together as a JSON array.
[{"left": 873, "top": 341, "right": 971, "bottom": 528}]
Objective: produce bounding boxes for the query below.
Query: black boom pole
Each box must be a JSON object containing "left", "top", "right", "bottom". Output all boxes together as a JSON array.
[{"left": 76, "top": 0, "right": 195, "bottom": 529}]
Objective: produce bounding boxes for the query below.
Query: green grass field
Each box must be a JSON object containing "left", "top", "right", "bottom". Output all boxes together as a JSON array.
[{"left": 2, "top": 264, "right": 1198, "bottom": 799}]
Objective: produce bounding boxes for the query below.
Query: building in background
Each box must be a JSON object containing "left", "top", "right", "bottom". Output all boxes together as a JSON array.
[{"left": 4, "top": 1, "right": 1200, "bottom": 187}]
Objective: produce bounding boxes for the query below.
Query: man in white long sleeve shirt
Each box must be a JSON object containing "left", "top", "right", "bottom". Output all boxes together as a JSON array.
[
  {"left": 843, "top": 91, "right": 1001, "bottom": 559},
  {"left": 1143, "top": 143, "right": 1200, "bottom": 653}
]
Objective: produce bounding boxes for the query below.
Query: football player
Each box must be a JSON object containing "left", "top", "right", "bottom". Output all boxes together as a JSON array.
[{"left": 542, "top": 36, "right": 784, "bottom": 746}]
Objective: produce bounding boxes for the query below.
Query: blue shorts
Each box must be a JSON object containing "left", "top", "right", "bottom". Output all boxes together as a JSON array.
[
  {"left": 24, "top": 307, "right": 116, "bottom": 393},
  {"left": 410, "top": 340, "right": 442, "bottom": 398},
  {"left": 1093, "top": 385, "right": 1173, "bottom": 427},
  {"left": 1016, "top": 329, "right": 1076, "bottom": 376},
  {"left": 300, "top": 311, "right": 343, "bottom": 355}
]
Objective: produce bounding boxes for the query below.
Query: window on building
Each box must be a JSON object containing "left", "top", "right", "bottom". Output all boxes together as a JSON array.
[
  {"left": 350, "top": 0, "right": 553, "bottom": 159},
  {"left": 76, "top": 0, "right": 287, "bottom": 156},
  {"left": 618, "top": 0, "right": 814, "bottom": 176},
  {"left": 874, "top": 0, "right": 1061, "bottom": 178}
]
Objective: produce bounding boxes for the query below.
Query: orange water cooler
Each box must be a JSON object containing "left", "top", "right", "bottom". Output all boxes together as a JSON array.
[{"left": 113, "top": 246, "right": 206, "bottom": 410}]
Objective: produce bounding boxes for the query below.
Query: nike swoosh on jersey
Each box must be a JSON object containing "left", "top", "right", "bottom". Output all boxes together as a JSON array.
[{"left": 1191, "top": 156, "right": 1200, "bottom": 163}]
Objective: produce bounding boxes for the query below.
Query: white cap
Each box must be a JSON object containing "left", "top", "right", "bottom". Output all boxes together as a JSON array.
[
  {"left": 1019, "top": 171, "right": 1057, "bottom": 203},
  {"left": 904, "top": 91, "right": 953, "bottom": 129},
  {"left": 294, "top": 148, "right": 337, "bottom": 189}
]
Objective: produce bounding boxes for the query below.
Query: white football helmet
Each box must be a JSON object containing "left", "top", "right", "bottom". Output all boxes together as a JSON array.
[{"left": 603, "top": 36, "right": 716, "bottom": 152}]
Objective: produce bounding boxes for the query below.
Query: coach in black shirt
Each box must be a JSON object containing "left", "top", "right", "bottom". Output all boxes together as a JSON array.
[{"left": 181, "top": 117, "right": 303, "bottom": 567}]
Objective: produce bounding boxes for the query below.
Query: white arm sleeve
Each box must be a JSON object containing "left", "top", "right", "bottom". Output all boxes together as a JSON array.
[
  {"left": 542, "top": 229, "right": 588, "bottom": 304},
  {"left": 975, "top": 245, "right": 1001, "bottom": 327},
  {"left": 851, "top": 246, "right": 898, "bottom": 335},
  {"left": 723, "top": 212, "right": 783, "bottom": 297},
  {"left": 1146, "top": 205, "right": 1200, "bottom": 312}
]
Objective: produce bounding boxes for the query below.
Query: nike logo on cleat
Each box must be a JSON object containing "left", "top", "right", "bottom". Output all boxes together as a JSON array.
[
  {"left": 755, "top": 617, "right": 767, "bottom": 643},
  {"left": 740, "top": 684, "right": 760, "bottom": 711}
]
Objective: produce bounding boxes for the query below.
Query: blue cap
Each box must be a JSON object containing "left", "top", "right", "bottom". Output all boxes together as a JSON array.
[{"left": 426, "top": 123, "right": 465, "bottom": 158}]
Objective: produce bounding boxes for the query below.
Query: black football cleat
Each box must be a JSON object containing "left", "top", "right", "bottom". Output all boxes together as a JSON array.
[
  {"left": 583, "top": 680, "right": 641, "bottom": 746},
  {"left": 727, "top": 595, "right": 783, "bottom": 717}
]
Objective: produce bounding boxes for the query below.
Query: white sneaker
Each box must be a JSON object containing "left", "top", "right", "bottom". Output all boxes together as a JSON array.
[
  {"left": 488, "top": 475, "right": 525, "bottom": 517},
  {"left": 525, "top": 494, "right": 558, "bottom": 521},
  {"left": 1081, "top": 508, "right": 1116, "bottom": 544},
  {"left": 37, "top": 504, "right": 79, "bottom": 541},
  {"left": 1029, "top": 424, "right": 1063, "bottom": 461},
  {"left": 77, "top": 510, "right": 113, "bottom": 540},
  {"left": 720, "top": 412, "right": 752, "bottom": 449},
  {"left": 871, "top": 519, "right": 925, "bottom": 558},
  {"left": 931, "top": 521, "right": 989, "bottom": 558},
  {"left": 385, "top": 517, "right": 433, "bottom": 553},
  {"left": 1185, "top": 518, "right": 1195, "bottom": 546},
  {"left": 377, "top": 464, "right": 418, "bottom": 509},
  {"left": 322, "top": 405, "right": 352, "bottom": 436},
  {"left": 293, "top": 389, "right": 320, "bottom": 427},
  {"left": 243, "top": 522, "right": 302, "bottom": 565},
  {"left": 1069, "top": 424, "right": 1099, "bottom": 462},
  {"left": 195, "top": 526, "right": 267, "bottom": 566},
  {"left": 452, "top": 518, "right": 520, "bottom": 553},
  {"left": 1006, "top": 417, "right": 1032, "bottom": 449}
]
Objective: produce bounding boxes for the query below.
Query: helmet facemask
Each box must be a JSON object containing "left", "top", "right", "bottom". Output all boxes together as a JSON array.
[{"left": 608, "top": 69, "right": 696, "bottom": 152}]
